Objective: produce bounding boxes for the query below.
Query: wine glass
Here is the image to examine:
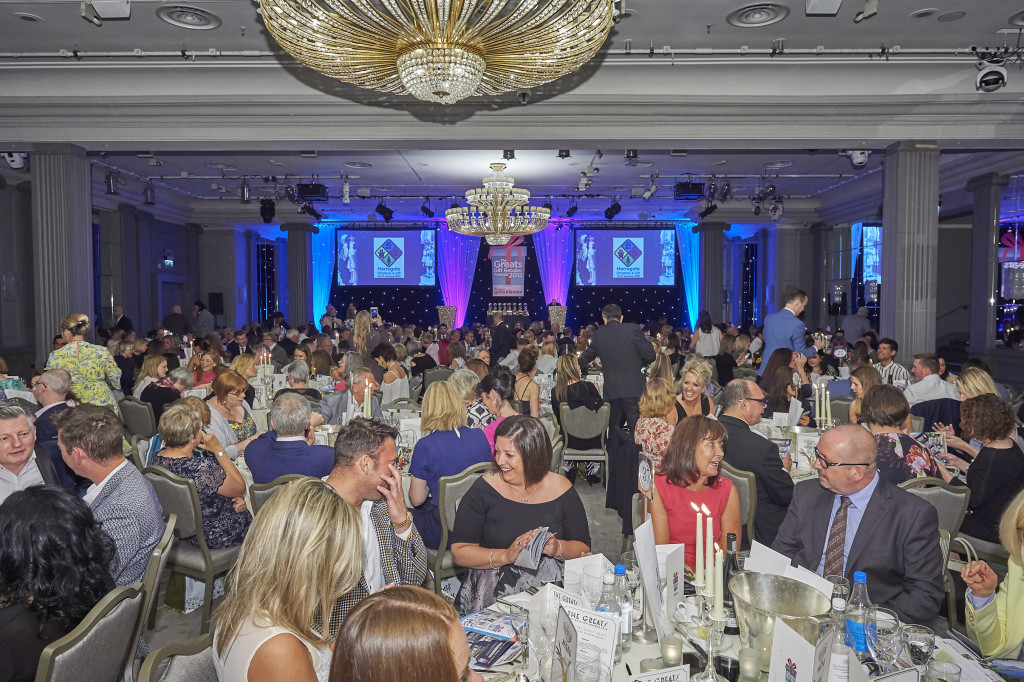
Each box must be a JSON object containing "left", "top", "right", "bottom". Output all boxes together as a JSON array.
[
  {"left": 583, "top": 565, "right": 604, "bottom": 605},
  {"left": 865, "top": 608, "right": 903, "bottom": 674},
  {"left": 508, "top": 605, "right": 530, "bottom": 677},
  {"left": 621, "top": 551, "right": 642, "bottom": 630},
  {"left": 903, "top": 624, "right": 935, "bottom": 673}
]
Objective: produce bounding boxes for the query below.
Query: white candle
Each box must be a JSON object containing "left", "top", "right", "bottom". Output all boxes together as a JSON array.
[
  {"left": 690, "top": 502, "right": 704, "bottom": 585},
  {"left": 703, "top": 504, "right": 714, "bottom": 597},
  {"left": 713, "top": 548, "right": 726, "bottom": 618},
  {"left": 363, "top": 379, "right": 371, "bottom": 418},
  {"left": 825, "top": 390, "right": 831, "bottom": 426}
]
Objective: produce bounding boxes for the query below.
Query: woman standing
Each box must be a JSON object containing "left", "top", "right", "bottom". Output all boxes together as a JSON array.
[
  {"left": 690, "top": 310, "right": 721, "bottom": 357},
  {"left": 512, "top": 347, "right": 541, "bottom": 418},
  {"left": 207, "top": 371, "right": 263, "bottom": 460},
  {"left": 46, "top": 313, "right": 121, "bottom": 415},
  {"left": 372, "top": 343, "right": 409, "bottom": 404}
]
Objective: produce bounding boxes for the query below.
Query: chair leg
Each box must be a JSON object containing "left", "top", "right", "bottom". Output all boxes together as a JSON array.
[{"left": 200, "top": 574, "right": 215, "bottom": 635}]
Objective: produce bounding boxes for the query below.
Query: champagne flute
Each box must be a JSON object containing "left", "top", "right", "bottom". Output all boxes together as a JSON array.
[
  {"left": 621, "top": 551, "right": 642, "bottom": 629},
  {"left": 903, "top": 624, "right": 935, "bottom": 673},
  {"left": 865, "top": 608, "right": 903, "bottom": 675}
]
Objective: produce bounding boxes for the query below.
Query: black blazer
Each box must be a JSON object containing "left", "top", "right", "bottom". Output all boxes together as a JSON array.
[
  {"left": 278, "top": 337, "right": 298, "bottom": 357},
  {"left": 578, "top": 320, "right": 656, "bottom": 400},
  {"left": 226, "top": 341, "right": 253, "bottom": 359},
  {"left": 33, "top": 403, "right": 68, "bottom": 443},
  {"left": 490, "top": 322, "right": 515, "bottom": 365},
  {"left": 719, "top": 414, "right": 793, "bottom": 545},
  {"left": 772, "top": 476, "right": 945, "bottom": 624}
]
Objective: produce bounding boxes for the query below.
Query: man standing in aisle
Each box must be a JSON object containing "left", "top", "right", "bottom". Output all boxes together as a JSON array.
[
  {"left": 578, "top": 303, "right": 655, "bottom": 431},
  {"left": 759, "top": 289, "right": 821, "bottom": 375},
  {"left": 490, "top": 311, "right": 515, "bottom": 367},
  {"left": 841, "top": 307, "right": 872, "bottom": 344}
]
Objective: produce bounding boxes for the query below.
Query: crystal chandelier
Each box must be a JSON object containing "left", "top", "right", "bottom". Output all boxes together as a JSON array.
[
  {"left": 446, "top": 163, "right": 551, "bottom": 246},
  {"left": 258, "top": 0, "right": 614, "bottom": 105}
]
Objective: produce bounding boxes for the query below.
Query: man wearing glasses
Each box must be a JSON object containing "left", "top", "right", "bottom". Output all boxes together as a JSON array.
[
  {"left": 772, "top": 425, "right": 944, "bottom": 624},
  {"left": 719, "top": 380, "right": 794, "bottom": 545}
]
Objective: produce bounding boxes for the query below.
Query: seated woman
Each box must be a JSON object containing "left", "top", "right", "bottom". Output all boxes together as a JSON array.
[
  {"left": 410, "top": 333, "right": 438, "bottom": 377},
  {"left": 962, "top": 489, "right": 1024, "bottom": 659},
  {"left": 152, "top": 404, "right": 251, "bottom": 549},
  {"left": 861, "top": 385, "right": 937, "bottom": 484},
  {"left": 676, "top": 357, "right": 715, "bottom": 421},
  {"left": 292, "top": 343, "right": 313, "bottom": 367},
  {"left": 712, "top": 334, "right": 738, "bottom": 386},
  {"left": 450, "top": 416, "right": 591, "bottom": 614},
  {"left": 133, "top": 354, "right": 168, "bottom": 399},
  {"left": 848, "top": 365, "right": 882, "bottom": 424},
  {"left": 275, "top": 360, "right": 322, "bottom": 401},
  {"left": 635, "top": 378, "right": 678, "bottom": 471},
  {"left": 732, "top": 334, "right": 752, "bottom": 366},
  {"left": 649, "top": 415, "right": 742, "bottom": 571},
  {"left": 934, "top": 368, "right": 1005, "bottom": 460},
  {"left": 536, "top": 341, "right": 558, "bottom": 375},
  {"left": 0, "top": 487, "right": 115, "bottom": 682},
  {"left": 0, "top": 356, "right": 24, "bottom": 391},
  {"left": 551, "top": 353, "right": 603, "bottom": 482},
  {"left": 761, "top": 365, "right": 812, "bottom": 427},
  {"left": 647, "top": 353, "right": 674, "bottom": 384},
  {"left": 464, "top": 362, "right": 497, "bottom": 429},
  {"left": 331, "top": 351, "right": 362, "bottom": 394},
  {"left": 446, "top": 342, "right": 467, "bottom": 370},
  {"left": 371, "top": 343, "right": 409, "bottom": 404},
  {"left": 309, "top": 350, "right": 334, "bottom": 379},
  {"left": 806, "top": 350, "right": 840, "bottom": 383},
  {"left": 512, "top": 346, "right": 541, "bottom": 418},
  {"left": 408, "top": 382, "right": 493, "bottom": 549},
  {"left": 936, "top": 394, "right": 1024, "bottom": 543},
  {"left": 113, "top": 341, "right": 136, "bottom": 395},
  {"left": 227, "top": 353, "right": 258, "bottom": 408},
  {"left": 213, "top": 478, "right": 363, "bottom": 682},
  {"left": 758, "top": 348, "right": 812, "bottom": 401},
  {"left": 189, "top": 350, "right": 222, "bottom": 391},
  {"left": 207, "top": 370, "right": 263, "bottom": 460},
  {"left": 476, "top": 367, "right": 519, "bottom": 450},
  {"left": 146, "top": 395, "right": 211, "bottom": 466},
  {"left": 140, "top": 366, "right": 195, "bottom": 423},
  {"left": 330, "top": 586, "right": 483, "bottom": 682}
]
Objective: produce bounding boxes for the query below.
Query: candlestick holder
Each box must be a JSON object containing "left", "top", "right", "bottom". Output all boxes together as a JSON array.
[
  {"left": 632, "top": 582, "right": 659, "bottom": 645},
  {"left": 691, "top": 613, "right": 728, "bottom": 682}
]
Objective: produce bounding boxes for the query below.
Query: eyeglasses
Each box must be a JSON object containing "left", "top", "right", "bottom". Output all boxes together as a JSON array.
[
  {"left": 814, "top": 448, "right": 873, "bottom": 468},
  {"left": 742, "top": 397, "right": 769, "bottom": 405}
]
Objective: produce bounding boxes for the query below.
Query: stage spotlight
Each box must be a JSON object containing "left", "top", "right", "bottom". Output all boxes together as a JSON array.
[
  {"left": 557, "top": 149, "right": 571, "bottom": 159},
  {"left": 260, "top": 198, "right": 276, "bottom": 223},
  {"left": 706, "top": 181, "right": 717, "bottom": 200},
  {"left": 565, "top": 201, "right": 579, "bottom": 218},
  {"left": 143, "top": 181, "right": 156, "bottom": 205},
  {"left": 752, "top": 200, "right": 762, "bottom": 216},
  {"left": 718, "top": 182, "right": 733, "bottom": 202},
  {"left": 104, "top": 171, "right": 120, "bottom": 195},
  {"left": 503, "top": 149, "right": 516, "bottom": 160},
  {"left": 604, "top": 200, "right": 621, "bottom": 220},
  {"left": 375, "top": 201, "right": 394, "bottom": 222},
  {"left": 698, "top": 202, "right": 718, "bottom": 219},
  {"left": 642, "top": 183, "right": 658, "bottom": 200},
  {"left": 769, "top": 200, "right": 784, "bottom": 221},
  {"left": 976, "top": 59, "right": 1007, "bottom": 92},
  {"left": 284, "top": 185, "right": 297, "bottom": 203},
  {"left": 240, "top": 178, "right": 251, "bottom": 204},
  {"left": 300, "top": 202, "right": 323, "bottom": 221},
  {"left": 421, "top": 199, "right": 434, "bottom": 218},
  {"left": 624, "top": 149, "right": 638, "bottom": 160}
]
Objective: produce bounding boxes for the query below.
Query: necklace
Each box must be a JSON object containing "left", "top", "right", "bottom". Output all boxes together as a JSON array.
[{"left": 506, "top": 478, "right": 539, "bottom": 504}]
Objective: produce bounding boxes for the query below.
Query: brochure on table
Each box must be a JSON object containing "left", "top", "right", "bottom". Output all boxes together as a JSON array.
[
  {"left": 788, "top": 397, "right": 804, "bottom": 427},
  {"left": 630, "top": 664, "right": 691, "bottom": 682},
  {"left": 657, "top": 544, "right": 686, "bottom": 618},
  {"left": 527, "top": 584, "right": 590, "bottom": 679},
  {"left": 633, "top": 518, "right": 671, "bottom": 640},
  {"left": 553, "top": 605, "right": 579, "bottom": 682},
  {"left": 745, "top": 542, "right": 834, "bottom": 598},
  {"left": 560, "top": 602, "right": 618, "bottom": 673},
  {"left": 564, "top": 553, "right": 614, "bottom": 605}
]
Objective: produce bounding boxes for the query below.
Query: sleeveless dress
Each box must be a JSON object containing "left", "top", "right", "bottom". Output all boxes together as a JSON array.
[
  {"left": 675, "top": 394, "right": 711, "bottom": 423},
  {"left": 380, "top": 365, "right": 410, "bottom": 404},
  {"left": 215, "top": 620, "right": 331, "bottom": 682},
  {"left": 654, "top": 474, "right": 733, "bottom": 570},
  {"left": 46, "top": 340, "right": 121, "bottom": 415}
]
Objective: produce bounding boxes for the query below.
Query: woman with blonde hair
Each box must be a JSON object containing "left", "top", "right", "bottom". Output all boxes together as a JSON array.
[
  {"left": 133, "top": 355, "right": 168, "bottom": 399},
  {"left": 647, "top": 352, "right": 674, "bottom": 384},
  {"left": 551, "top": 353, "right": 603, "bottom": 482},
  {"left": 330, "top": 586, "right": 483, "bottom": 682},
  {"left": 675, "top": 357, "right": 714, "bottom": 421},
  {"left": 636, "top": 377, "right": 678, "bottom": 470},
  {"left": 46, "top": 313, "right": 122, "bottom": 414},
  {"left": 228, "top": 353, "right": 259, "bottom": 407},
  {"left": 848, "top": 365, "right": 882, "bottom": 424},
  {"left": 408, "top": 382, "right": 492, "bottom": 549},
  {"left": 955, "top": 367, "right": 1000, "bottom": 400},
  {"left": 213, "top": 478, "right": 364, "bottom": 682},
  {"left": 536, "top": 341, "right": 558, "bottom": 375}
]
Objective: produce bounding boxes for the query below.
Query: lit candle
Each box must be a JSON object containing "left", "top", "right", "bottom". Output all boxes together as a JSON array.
[
  {"left": 690, "top": 502, "right": 704, "bottom": 585},
  {"left": 713, "top": 547, "right": 726, "bottom": 618},
  {"left": 702, "top": 503, "right": 714, "bottom": 597},
  {"left": 363, "top": 379, "right": 371, "bottom": 418},
  {"left": 825, "top": 390, "right": 831, "bottom": 426}
]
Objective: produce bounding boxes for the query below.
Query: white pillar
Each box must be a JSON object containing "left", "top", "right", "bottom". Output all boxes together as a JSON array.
[
  {"left": 281, "top": 221, "right": 317, "bottom": 329},
  {"left": 966, "top": 172, "right": 1010, "bottom": 353},
  {"left": 696, "top": 221, "right": 728, "bottom": 324}
]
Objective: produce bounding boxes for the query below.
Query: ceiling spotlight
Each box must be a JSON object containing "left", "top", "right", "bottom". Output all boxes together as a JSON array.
[
  {"left": 342, "top": 179, "right": 350, "bottom": 204},
  {"left": 769, "top": 200, "right": 784, "bottom": 221},
  {"left": 260, "top": 198, "right": 276, "bottom": 223},
  {"left": 976, "top": 59, "right": 1008, "bottom": 92},
  {"left": 240, "top": 178, "right": 251, "bottom": 204},
  {"left": 565, "top": 200, "right": 579, "bottom": 218},
  {"left": 604, "top": 200, "right": 622, "bottom": 220},
  {"left": 81, "top": 2, "right": 102, "bottom": 26},
  {"left": 142, "top": 181, "right": 155, "bottom": 205},
  {"left": 104, "top": 171, "right": 120, "bottom": 195},
  {"left": 284, "top": 185, "right": 297, "bottom": 203},
  {"left": 420, "top": 199, "right": 434, "bottom": 218},
  {"left": 752, "top": 199, "right": 762, "bottom": 216},
  {"left": 698, "top": 201, "right": 718, "bottom": 219},
  {"left": 375, "top": 201, "right": 394, "bottom": 222},
  {"left": 557, "top": 150, "right": 571, "bottom": 159},
  {"left": 706, "top": 181, "right": 717, "bottom": 200},
  {"left": 844, "top": 150, "right": 871, "bottom": 167},
  {"left": 624, "top": 149, "right": 638, "bottom": 160},
  {"left": 300, "top": 202, "right": 323, "bottom": 221},
  {"left": 642, "top": 183, "right": 658, "bottom": 200},
  {"left": 503, "top": 149, "right": 516, "bottom": 160},
  {"left": 718, "top": 182, "right": 733, "bottom": 202}
]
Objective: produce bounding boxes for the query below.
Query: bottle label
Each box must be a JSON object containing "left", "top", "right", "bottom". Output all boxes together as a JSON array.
[
  {"left": 619, "top": 605, "right": 633, "bottom": 635},
  {"left": 829, "top": 652, "right": 850, "bottom": 682},
  {"left": 845, "top": 619, "right": 868, "bottom": 652}
]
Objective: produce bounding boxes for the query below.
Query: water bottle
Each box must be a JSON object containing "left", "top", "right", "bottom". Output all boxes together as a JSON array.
[
  {"left": 595, "top": 571, "right": 622, "bottom": 664},
  {"left": 845, "top": 572, "right": 872, "bottom": 662},
  {"left": 723, "top": 533, "right": 741, "bottom": 635},
  {"left": 614, "top": 564, "right": 632, "bottom": 654},
  {"left": 829, "top": 598, "right": 851, "bottom": 682}
]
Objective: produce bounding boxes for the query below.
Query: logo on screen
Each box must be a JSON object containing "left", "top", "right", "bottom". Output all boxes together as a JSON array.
[
  {"left": 373, "top": 237, "right": 406, "bottom": 279},
  {"left": 612, "top": 237, "right": 644, "bottom": 279}
]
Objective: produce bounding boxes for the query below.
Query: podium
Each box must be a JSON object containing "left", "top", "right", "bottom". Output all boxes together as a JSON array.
[
  {"left": 547, "top": 305, "right": 567, "bottom": 329},
  {"left": 436, "top": 306, "right": 456, "bottom": 329}
]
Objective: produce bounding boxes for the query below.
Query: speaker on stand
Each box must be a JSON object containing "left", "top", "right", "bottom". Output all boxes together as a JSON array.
[{"left": 208, "top": 292, "right": 224, "bottom": 328}]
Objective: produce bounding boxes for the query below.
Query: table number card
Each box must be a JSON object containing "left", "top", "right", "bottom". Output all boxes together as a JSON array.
[
  {"left": 768, "top": 618, "right": 829, "bottom": 682},
  {"left": 560, "top": 602, "right": 618, "bottom": 672},
  {"left": 663, "top": 544, "right": 687, "bottom": 618},
  {"left": 630, "top": 664, "right": 691, "bottom": 682}
]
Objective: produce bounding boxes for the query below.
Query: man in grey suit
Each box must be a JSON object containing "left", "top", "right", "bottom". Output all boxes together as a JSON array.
[
  {"left": 719, "top": 379, "right": 794, "bottom": 546},
  {"left": 578, "top": 303, "right": 656, "bottom": 431},
  {"left": 772, "top": 425, "right": 944, "bottom": 624},
  {"left": 313, "top": 366, "right": 383, "bottom": 426},
  {"left": 56, "top": 405, "right": 164, "bottom": 586}
]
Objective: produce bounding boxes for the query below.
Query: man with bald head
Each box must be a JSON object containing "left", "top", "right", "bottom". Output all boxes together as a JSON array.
[{"left": 772, "top": 424, "right": 944, "bottom": 624}]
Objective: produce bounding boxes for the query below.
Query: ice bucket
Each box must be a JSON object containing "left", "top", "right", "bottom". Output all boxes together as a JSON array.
[{"left": 729, "top": 572, "right": 831, "bottom": 672}]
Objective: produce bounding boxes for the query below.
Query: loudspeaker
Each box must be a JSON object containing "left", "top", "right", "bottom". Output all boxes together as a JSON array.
[{"left": 208, "top": 292, "right": 224, "bottom": 316}]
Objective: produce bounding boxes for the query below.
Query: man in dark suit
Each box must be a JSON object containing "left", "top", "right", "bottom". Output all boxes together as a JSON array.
[
  {"left": 313, "top": 367, "right": 383, "bottom": 426},
  {"left": 162, "top": 304, "right": 189, "bottom": 336},
  {"left": 772, "top": 425, "right": 944, "bottom": 624},
  {"left": 56, "top": 405, "right": 165, "bottom": 586},
  {"left": 246, "top": 393, "right": 335, "bottom": 484},
  {"left": 489, "top": 312, "right": 515, "bottom": 367},
  {"left": 226, "top": 329, "right": 254, "bottom": 359},
  {"left": 109, "top": 304, "right": 133, "bottom": 335},
  {"left": 261, "top": 331, "right": 289, "bottom": 371},
  {"left": 719, "top": 379, "right": 793, "bottom": 546},
  {"left": 278, "top": 328, "right": 300, "bottom": 358},
  {"left": 31, "top": 368, "right": 71, "bottom": 443},
  {"left": 578, "top": 303, "right": 656, "bottom": 431}
]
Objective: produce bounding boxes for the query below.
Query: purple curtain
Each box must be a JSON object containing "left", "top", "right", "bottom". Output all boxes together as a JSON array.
[
  {"left": 437, "top": 228, "right": 481, "bottom": 328},
  {"left": 531, "top": 223, "right": 573, "bottom": 307}
]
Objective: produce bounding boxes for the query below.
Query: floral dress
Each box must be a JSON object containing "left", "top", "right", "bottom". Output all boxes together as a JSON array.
[
  {"left": 635, "top": 416, "right": 674, "bottom": 471},
  {"left": 873, "top": 432, "right": 938, "bottom": 485},
  {"left": 152, "top": 453, "right": 251, "bottom": 549},
  {"left": 229, "top": 413, "right": 258, "bottom": 443},
  {"left": 46, "top": 341, "right": 121, "bottom": 415}
]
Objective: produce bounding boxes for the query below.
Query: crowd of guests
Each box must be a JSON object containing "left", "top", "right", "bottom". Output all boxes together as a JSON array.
[{"left": 3, "top": 294, "right": 1024, "bottom": 680}]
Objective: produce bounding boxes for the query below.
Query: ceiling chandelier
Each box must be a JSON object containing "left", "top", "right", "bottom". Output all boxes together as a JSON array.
[
  {"left": 446, "top": 163, "right": 551, "bottom": 245},
  {"left": 258, "top": 0, "right": 614, "bottom": 105}
]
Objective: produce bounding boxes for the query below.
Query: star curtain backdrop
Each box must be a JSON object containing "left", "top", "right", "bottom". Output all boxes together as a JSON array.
[
  {"left": 675, "top": 222, "right": 701, "bottom": 330},
  {"left": 437, "top": 228, "right": 482, "bottom": 328},
  {"left": 532, "top": 222, "right": 574, "bottom": 308}
]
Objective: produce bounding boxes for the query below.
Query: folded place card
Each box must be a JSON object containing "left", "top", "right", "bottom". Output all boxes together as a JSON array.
[
  {"left": 630, "top": 664, "right": 691, "bottom": 682},
  {"left": 746, "top": 541, "right": 793, "bottom": 577},
  {"left": 514, "top": 526, "right": 549, "bottom": 570}
]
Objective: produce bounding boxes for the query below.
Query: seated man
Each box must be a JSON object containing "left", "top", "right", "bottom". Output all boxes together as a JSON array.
[
  {"left": 55, "top": 405, "right": 165, "bottom": 586},
  {"left": 245, "top": 392, "right": 334, "bottom": 484},
  {"left": 321, "top": 418, "right": 427, "bottom": 637},
  {"left": 903, "top": 353, "right": 958, "bottom": 407},
  {"left": 314, "top": 367, "right": 382, "bottom": 426},
  {"left": 772, "top": 425, "right": 944, "bottom": 624},
  {"left": 719, "top": 379, "right": 794, "bottom": 546},
  {"left": 499, "top": 336, "right": 530, "bottom": 370},
  {"left": 0, "top": 404, "right": 63, "bottom": 503},
  {"left": 31, "top": 369, "right": 72, "bottom": 442}
]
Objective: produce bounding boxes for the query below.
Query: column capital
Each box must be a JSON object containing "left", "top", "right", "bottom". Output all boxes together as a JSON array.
[
  {"left": 32, "top": 143, "right": 86, "bottom": 158},
  {"left": 885, "top": 140, "right": 940, "bottom": 155},
  {"left": 691, "top": 221, "right": 730, "bottom": 233},
  {"left": 809, "top": 221, "right": 833, "bottom": 234},
  {"left": 965, "top": 172, "right": 1010, "bottom": 193},
  {"left": 280, "top": 221, "right": 319, "bottom": 235}
]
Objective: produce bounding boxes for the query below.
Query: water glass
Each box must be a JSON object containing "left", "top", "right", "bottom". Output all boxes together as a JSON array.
[
  {"left": 926, "top": 661, "right": 961, "bottom": 682},
  {"left": 824, "top": 574, "right": 850, "bottom": 601},
  {"left": 903, "top": 624, "right": 935, "bottom": 672},
  {"left": 583, "top": 565, "right": 605, "bottom": 604},
  {"left": 735, "top": 551, "right": 749, "bottom": 571},
  {"left": 576, "top": 662, "right": 612, "bottom": 682},
  {"left": 865, "top": 608, "right": 903, "bottom": 675},
  {"left": 563, "top": 570, "right": 583, "bottom": 597}
]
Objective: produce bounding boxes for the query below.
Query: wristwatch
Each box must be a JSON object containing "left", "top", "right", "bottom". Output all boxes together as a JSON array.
[{"left": 392, "top": 511, "right": 413, "bottom": 532}]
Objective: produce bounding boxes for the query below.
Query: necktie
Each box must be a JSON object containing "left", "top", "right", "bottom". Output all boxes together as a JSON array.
[{"left": 823, "top": 496, "right": 852, "bottom": 577}]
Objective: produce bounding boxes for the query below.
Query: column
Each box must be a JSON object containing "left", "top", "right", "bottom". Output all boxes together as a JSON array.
[
  {"left": 696, "top": 221, "right": 728, "bottom": 323},
  {"left": 31, "top": 143, "right": 93, "bottom": 364},
  {"left": 281, "top": 221, "right": 317, "bottom": 329},
  {"left": 879, "top": 140, "right": 940, "bottom": 358},
  {"left": 966, "top": 172, "right": 1010, "bottom": 353},
  {"left": 723, "top": 238, "right": 744, "bottom": 325},
  {"left": 809, "top": 222, "right": 833, "bottom": 331}
]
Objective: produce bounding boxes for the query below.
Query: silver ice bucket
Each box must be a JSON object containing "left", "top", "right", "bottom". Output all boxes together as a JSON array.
[{"left": 729, "top": 572, "right": 831, "bottom": 672}]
